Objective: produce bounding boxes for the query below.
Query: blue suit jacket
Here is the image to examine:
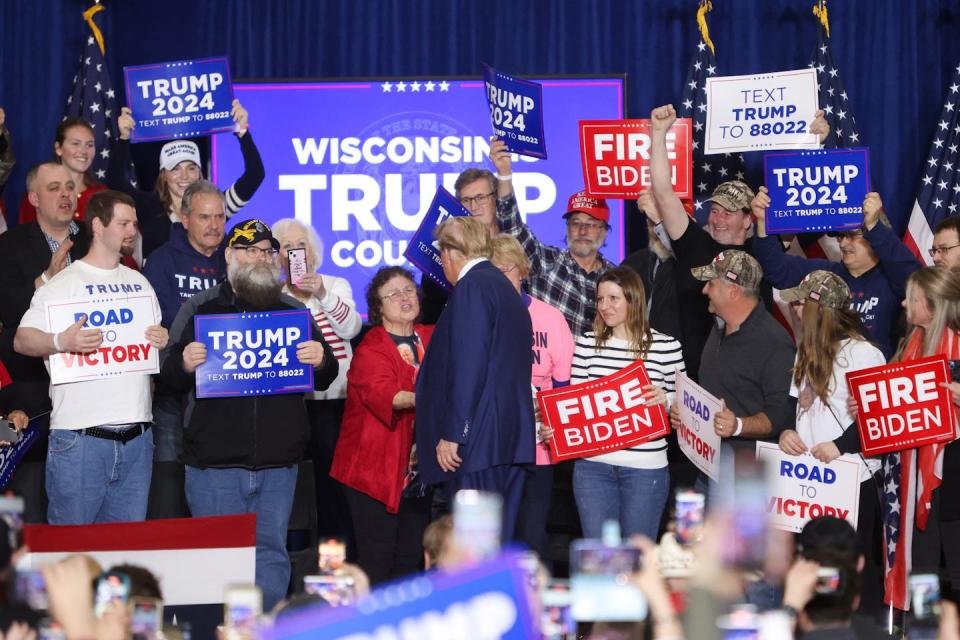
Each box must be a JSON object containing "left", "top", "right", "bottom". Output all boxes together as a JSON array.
[{"left": 416, "top": 260, "right": 536, "bottom": 485}]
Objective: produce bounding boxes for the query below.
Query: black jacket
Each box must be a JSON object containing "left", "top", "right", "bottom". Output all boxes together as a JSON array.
[
  {"left": 0, "top": 221, "right": 90, "bottom": 382},
  {"left": 161, "top": 281, "right": 338, "bottom": 469}
]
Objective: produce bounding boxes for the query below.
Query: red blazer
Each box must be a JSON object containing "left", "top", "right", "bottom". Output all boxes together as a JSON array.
[{"left": 330, "top": 324, "right": 434, "bottom": 514}]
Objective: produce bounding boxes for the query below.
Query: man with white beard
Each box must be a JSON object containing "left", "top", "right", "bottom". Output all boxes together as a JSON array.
[{"left": 160, "top": 218, "right": 338, "bottom": 609}]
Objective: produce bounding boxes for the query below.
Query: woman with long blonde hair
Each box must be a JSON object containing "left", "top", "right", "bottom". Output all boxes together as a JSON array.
[
  {"left": 884, "top": 267, "right": 960, "bottom": 604},
  {"left": 570, "top": 266, "right": 685, "bottom": 540},
  {"left": 777, "top": 270, "right": 886, "bottom": 614}
]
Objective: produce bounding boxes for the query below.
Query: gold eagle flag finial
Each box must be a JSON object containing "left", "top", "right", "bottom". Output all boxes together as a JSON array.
[
  {"left": 696, "top": 1, "right": 716, "bottom": 57},
  {"left": 813, "top": 0, "right": 830, "bottom": 39},
  {"left": 82, "top": 3, "right": 106, "bottom": 56}
]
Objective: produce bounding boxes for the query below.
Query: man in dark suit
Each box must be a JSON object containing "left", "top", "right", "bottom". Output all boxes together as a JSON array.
[
  {"left": 0, "top": 162, "right": 90, "bottom": 522},
  {"left": 416, "top": 216, "right": 535, "bottom": 541}
]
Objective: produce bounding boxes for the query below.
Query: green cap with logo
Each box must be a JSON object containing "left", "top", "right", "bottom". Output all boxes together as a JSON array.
[
  {"left": 690, "top": 250, "right": 763, "bottom": 290},
  {"left": 706, "top": 180, "right": 755, "bottom": 212},
  {"left": 779, "top": 270, "right": 851, "bottom": 310}
]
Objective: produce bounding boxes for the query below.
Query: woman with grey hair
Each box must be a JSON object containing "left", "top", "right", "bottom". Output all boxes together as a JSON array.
[{"left": 273, "top": 217, "right": 362, "bottom": 542}]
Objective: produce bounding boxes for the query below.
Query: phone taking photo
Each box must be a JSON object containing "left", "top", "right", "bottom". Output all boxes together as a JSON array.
[
  {"left": 909, "top": 573, "right": 942, "bottom": 637},
  {"left": 287, "top": 247, "right": 308, "bottom": 287},
  {"left": 453, "top": 490, "right": 502, "bottom": 564},
  {"left": 815, "top": 567, "right": 843, "bottom": 595},
  {"left": 674, "top": 489, "right": 705, "bottom": 546},
  {"left": 224, "top": 584, "right": 262, "bottom": 634},
  {"left": 569, "top": 539, "right": 646, "bottom": 622},
  {"left": 130, "top": 596, "right": 163, "bottom": 640},
  {"left": 318, "top": 537, "right": 347, "bottom": 574},
  {"left": 0, "top": 419, "right": 22, "bottom": 445},
  {"left": 303, "top": 574, "right": 356, "bottom": 606},
  {"left": 94, "top": 572, "right": 131, "bottom": 618}
]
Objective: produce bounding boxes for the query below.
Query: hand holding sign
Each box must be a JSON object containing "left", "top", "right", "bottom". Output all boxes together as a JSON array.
[
  {"left": 144, "top": 325, "right": 168, "bottom": 351},
  {"left": 778, "top": 429, "right": 809, "bottom": 456},
  {"left": 641, "top": 384, "right": 667, "bottom": 408},
  {"left": 862, "top": 192, "right": 884, "bottom": 231},
  {"left": 118, "top": 106, "right": 135, "bottom": 141},
  {"left": 295, "top": 340, "right": 326, "bottom": 368},
  {"left": 713, "top": 400, "right": 737, "bottom": 438},
  {"left": 810, "top": 441, "right": 841, "bottom": 464},
  {"left": 182, "top": 341, "right": 207, "bottom": 374},
  {"left": 231, "top": 99, "right": 248, "bottom": 137},
  {"left": 751, "top": 186, "right": 772, "bottom": 236},
  {"left": 650, "top": 104, "right": 676, "bottom": 133},
  {"left": 59, "top": 315, "right": 103, "bottom": 354},
  {"left": 488, "top": 136, "right": 513, "bottom": 179},
  {"left": 809, "top": 109, "right": 830, "bottom": 144}
]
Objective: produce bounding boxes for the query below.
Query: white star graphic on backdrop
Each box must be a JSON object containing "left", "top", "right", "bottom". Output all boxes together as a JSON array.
[
  {"left": 396, "top": 81, "right": 407, "bottom": 92},
  {"left": 411, "top": 81, "right": 421, "bottom": 92},
  {"left": 820, "top": 44, "right": 827, "bottom": 54},
  {"left": 381, "top": 82, "right": 393, "bottom": 92},
  {"left": 816, "top": 64, "right": 825, "bottom": 73},
  {"left": 694, "top": 61, "right": 702, "bottom": 71},
  {"left": 424, "top": 81, "right": 436, "bottom": 91},
  {"left": 439, "top": 81, "right": 450, "bottom": 91}
]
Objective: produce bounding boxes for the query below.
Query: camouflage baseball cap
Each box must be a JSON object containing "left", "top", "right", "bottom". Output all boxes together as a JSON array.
[
  {"left": 690, "top": 250, "right": 763, "bottom": 290},
  {"left": 779, "top": 270, "right": 851, "bottom": 310},
  {"left": 706, "top": 180, "right": 755, "bottom": 212}
]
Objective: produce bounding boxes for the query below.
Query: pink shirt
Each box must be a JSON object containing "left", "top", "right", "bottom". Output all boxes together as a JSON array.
[{"left": 527, "top": 295, "right": 574, "bottom": 464}]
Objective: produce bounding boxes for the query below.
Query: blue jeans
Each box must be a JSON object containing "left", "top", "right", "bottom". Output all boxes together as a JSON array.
[
  {"left": 150, "top": 392, "right": 184, "bottom": 462},
  {"left": 46, "top": 427, "right": 154, "bottom": 525},
  {"left": 573, "top": 460, "right": 669, "bottom": 540},
  {"left": 185, "top": 465, "right": 298, "bottom": 611}
]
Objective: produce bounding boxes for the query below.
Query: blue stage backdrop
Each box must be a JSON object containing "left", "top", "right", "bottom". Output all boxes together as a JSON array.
[{"left": 210, "top": 77, "right": 624, "bottom": 314}]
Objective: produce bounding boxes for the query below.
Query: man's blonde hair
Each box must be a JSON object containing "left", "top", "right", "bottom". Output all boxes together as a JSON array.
[{"left": 434, "top": 216, "right": 492, "bottom": 260}]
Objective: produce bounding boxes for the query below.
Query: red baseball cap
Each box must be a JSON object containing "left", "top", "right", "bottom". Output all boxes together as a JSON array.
[{"left": 563, "top": 190, "right": 609, "bottom": 224}]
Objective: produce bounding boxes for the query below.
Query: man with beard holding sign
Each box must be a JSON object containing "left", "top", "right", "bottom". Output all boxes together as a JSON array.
[
  {"left": 15, "top": 191, "right": 167, "bottom": 525},
  {"left": 160, "top": 219, "right": 338, "bottom": 609}
]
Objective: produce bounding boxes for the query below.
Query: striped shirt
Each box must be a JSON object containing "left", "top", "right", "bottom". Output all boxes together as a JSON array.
[
  {"left": 571, "top": 330, "right": 685, "bottom": 469},
  {"left": 498, "top": 193, "right": 615, "bottom": 338},
  {"left": 283, "top": 275, "right": 362, "bottom": 401}
]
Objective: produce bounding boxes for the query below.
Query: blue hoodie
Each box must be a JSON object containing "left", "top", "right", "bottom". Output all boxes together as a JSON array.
[
  {"left": 750, "top": 223, "right": 921, "bottom": 359},
  {"left": 143, "top": 223, "right": 226, "bottom": 328}
]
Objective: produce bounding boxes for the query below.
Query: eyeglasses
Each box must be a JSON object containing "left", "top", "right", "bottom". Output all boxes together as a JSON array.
[
  {"left": 929, "top": 243, "right": 960, "bottom": 257},
  {"left": 380, "top": 286, "right": 417, "bottom": 302},
  {"left": 459, "top": 192, "right": 495, "bottom": 208},
  {"left": 234, "top": 246, "right": 279, "bottom": 258},
  {"left": 567, "top": 219, "right": 607, "bottom": 232}
]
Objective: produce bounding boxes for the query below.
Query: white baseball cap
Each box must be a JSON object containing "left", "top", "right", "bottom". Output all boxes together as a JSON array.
[{"left": 159, "top": 140, "right": 201, "bottom": 172}]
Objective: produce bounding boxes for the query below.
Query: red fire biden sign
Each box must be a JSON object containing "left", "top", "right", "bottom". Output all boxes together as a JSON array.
[
  {"left": 846, "top": 355, "right": 957, "bottom": 457},
  {"left": 536, "top": 360, "right": 670, "bottom": 462}
]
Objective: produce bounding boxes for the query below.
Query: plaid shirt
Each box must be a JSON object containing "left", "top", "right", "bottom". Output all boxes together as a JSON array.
[
  {"left": 42, "top": 221, "right": 80, "bottom": 267},
  {"left": 497, "top": 194, "right": 614, "bottom": 338}
]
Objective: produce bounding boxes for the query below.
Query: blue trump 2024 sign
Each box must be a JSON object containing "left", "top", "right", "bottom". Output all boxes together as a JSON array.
[
  {"left": 402, "top": 187, "right": 469, "bottom": 292},
  {"left": 763, "top": 147, "right": 871, "bottom": 234},
  {"left": 194, "top": 310, "right": 313, "bottom": 398},
  {"left": 483, "top": 64, "right": 547, "bottom": 159},
  {"left": 267, "top": 551, "right": 536, "bottom": 640},
  {"left": 123, "top": 57, "right": 235, "bottom": 143}
]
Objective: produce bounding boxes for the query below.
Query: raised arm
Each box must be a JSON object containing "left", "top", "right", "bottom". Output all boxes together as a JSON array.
[{"left": 649, "top": 105, "right": 691, "bottom": 241}]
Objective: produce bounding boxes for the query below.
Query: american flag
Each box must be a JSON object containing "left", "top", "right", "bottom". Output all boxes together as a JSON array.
[
  {"left": 902, "top": 61, "right": 960, "bottom": 264},
  {"left": 882, "top": 451, "right": 912, "bottom": 611},
  {"left": 65, "top": 4, "right": 132, "bottom": 185},
  {"left": 810, "top": 2, "right": 860, "bottom": 150},
  {"left": 678, "top": 1, "right": 745, "bottom": 226}
]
